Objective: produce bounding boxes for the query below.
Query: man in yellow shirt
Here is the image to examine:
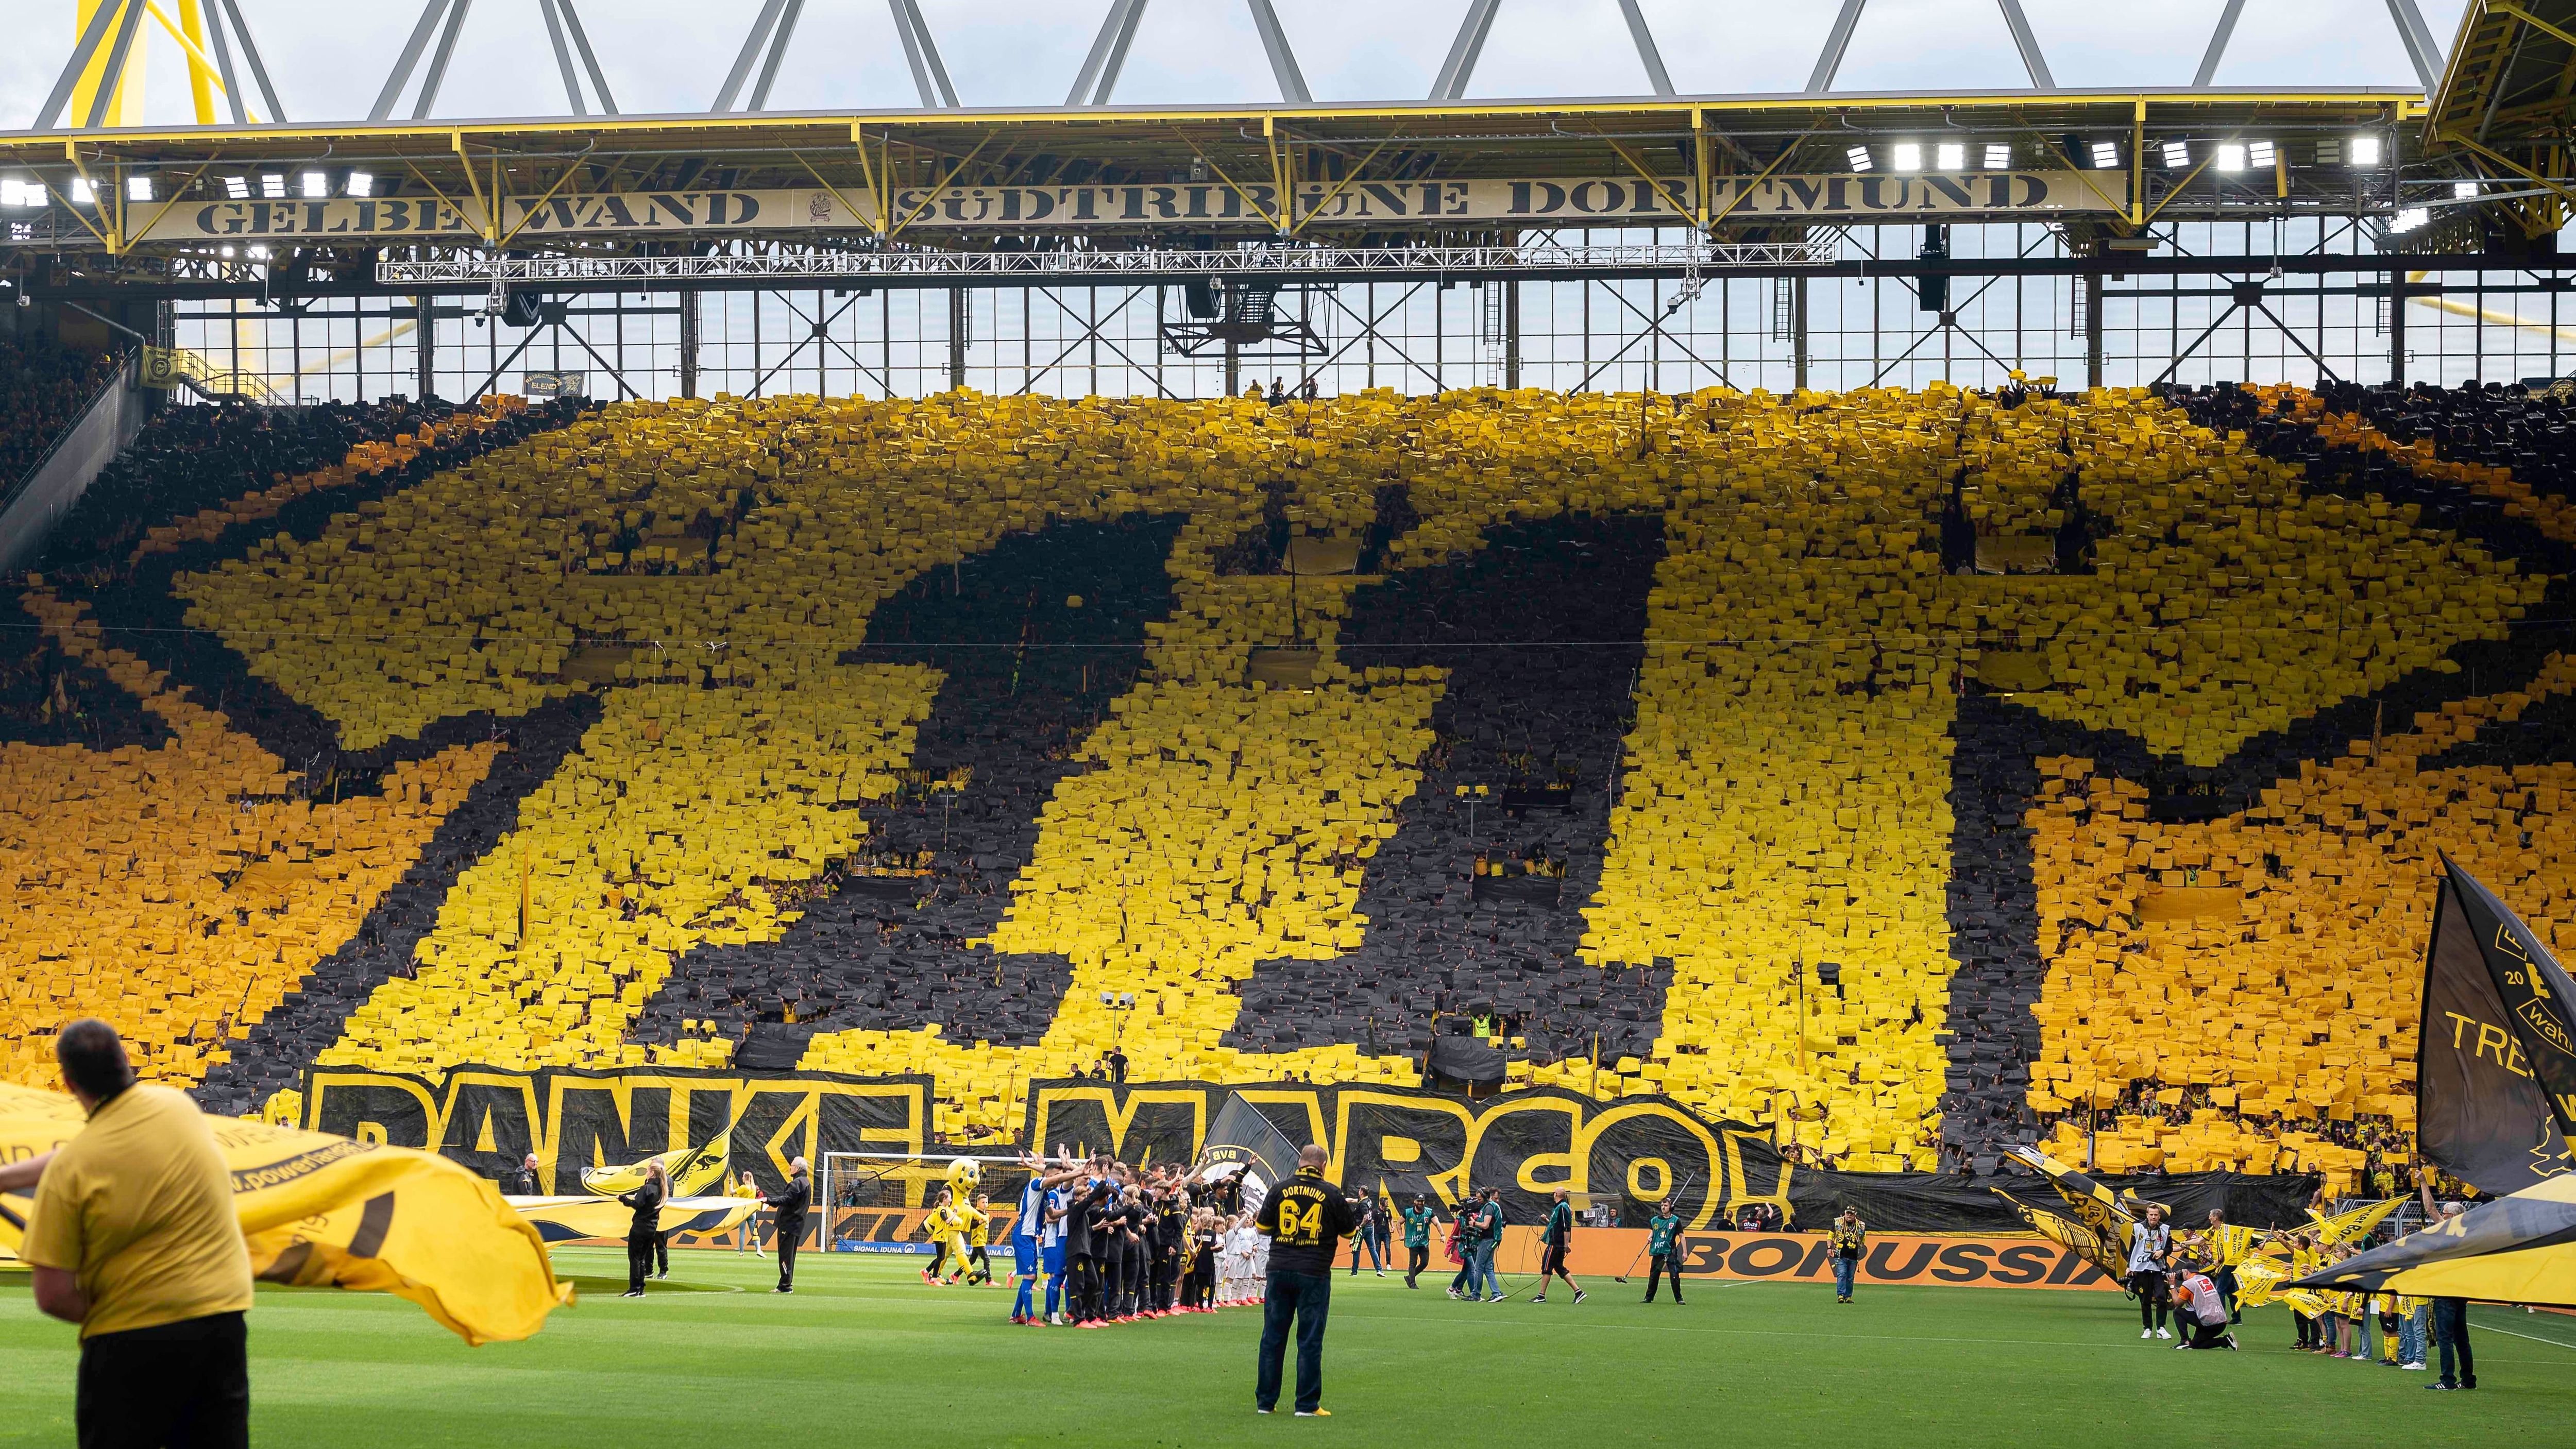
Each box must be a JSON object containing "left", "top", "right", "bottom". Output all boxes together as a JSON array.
[{"left": 2, "top": 1019, "right": 255, "bottom": 1448}]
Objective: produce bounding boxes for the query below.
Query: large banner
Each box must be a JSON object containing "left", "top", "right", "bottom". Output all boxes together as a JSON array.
[
  {"left": 129, "top": 172, "right": 2113, "bottom": 244},
  {"left": 304, "top": 1066, "right": 2316, "bottom": 1235},
  {"left": 1027, "top": 1079, "right": 1786, "bottom": 1232},
  {"left": 300, "top": 1064, "right": 930, "bottom": 1197},
  {"left": 2416, "top": 864, "right": 2575, "bottom": 1195}
]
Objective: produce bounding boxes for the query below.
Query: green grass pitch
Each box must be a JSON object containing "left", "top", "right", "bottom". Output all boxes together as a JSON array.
[{"left": 6, "top": 1250, "right": 2573, "bottom": 1446}]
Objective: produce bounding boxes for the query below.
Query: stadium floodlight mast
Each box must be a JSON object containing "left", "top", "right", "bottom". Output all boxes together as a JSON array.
[{"left": 1099, "top": 991, "right": 1139, "bottom": 1050}]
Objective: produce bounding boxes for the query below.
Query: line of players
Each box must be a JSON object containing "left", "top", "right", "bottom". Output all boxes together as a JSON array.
[{"left": 986, "top": 1151, "right": 1266, "bottom": 1326}]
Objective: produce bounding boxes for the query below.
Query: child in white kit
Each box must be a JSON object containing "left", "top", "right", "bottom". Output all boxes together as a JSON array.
[{"left": 1222, "top": 1215, "right": 1258, "bottom": 1303}]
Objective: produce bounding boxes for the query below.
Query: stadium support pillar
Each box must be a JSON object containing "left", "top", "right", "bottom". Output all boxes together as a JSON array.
[
  {"left": 1224, "top": 339, "right": 1241, "bottom": 397},
  {"left": 679, "top": 290, "right": 700, "bottom": 399},
  {"left": 1791, "top": 277, "right": 1808, "bottom": 391},
  {"left": 1503, "top": 279, "right": 1521, "bottom": 389},
  {"left": 2083, "top": 271, "right": 2104, "bottom": 391},
  {"left": 948, "top": 286, "right": 969, "bottom": 392},
  {"left": 414, "top": 294, "right": 435, "bottom": 401},
  {"left": 2388, "top": 267, "right": 2406, "bottom": 385}
]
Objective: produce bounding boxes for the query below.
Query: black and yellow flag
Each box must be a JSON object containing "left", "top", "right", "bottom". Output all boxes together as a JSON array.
[
  {"left": 1994, "top": 1191, "right": 2129, "bottom": 1282},
  {"left": 1, "top": 1083, "right": 570, "bottom": 1345},
  {"left": 578, "top": 1119, "right": 736, "bottom": 1199},
  {"left": 2417, "top": 859, "right": 2576, "bottom": 1194},
  {"left": 2293, "top": 1173, "right": 2576, "bottom": 1308},
  {"left": 507, "top": 1195, "right": 759, "bottom": 1245}
]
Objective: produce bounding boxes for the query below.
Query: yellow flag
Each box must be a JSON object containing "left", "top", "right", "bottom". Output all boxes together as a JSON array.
[
  {"left": 508, "top": 1195, "right": 759, "bottom": 1245},
  {"left": 2306, "top": 1196, "right": 2403, "bottom": 1248},
  {"left": 1, "top": 1082, "right": 570, "bottom": 1345},
  {"left": 577, "top": 1119, "right": 735, "bottom": 1199}
]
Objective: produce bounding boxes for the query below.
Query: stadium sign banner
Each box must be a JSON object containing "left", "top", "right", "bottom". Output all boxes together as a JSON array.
[
  {"left": 1512, "top": 1226, "right": 2119, "bottom": 1291},
  {"left": 301, "top": 1067, "right": 2314, "bottom": 1234},
  {"left": 130, "top": 173, "right": 2114, "bottom": 243},
  {"left": 299, "top": 1063, "right": 933, "bottom": 1197}
]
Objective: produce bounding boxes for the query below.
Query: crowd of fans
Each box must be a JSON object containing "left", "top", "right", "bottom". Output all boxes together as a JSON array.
[
  {"left": 0, "top": 339, "right": 117, "bottom": 488},
  {"left": 29, "top": 398, "right": 460, "bottom": 577}
]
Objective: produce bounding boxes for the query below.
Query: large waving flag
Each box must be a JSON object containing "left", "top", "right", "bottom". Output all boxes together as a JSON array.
[
  {"left": 508, "top": 1195, "right": 760, "bottom": 1245},
  {"left": 577, "top": 1118, "right": 736, "bottom": 1199},
  {"left": 1994, "top": 1191, "right": 2129, "bottom": 1282},
  {"left": 2293, "top": 1174, "right": 2576, "bottom": 1308},
  {"left": 1, "top": 1083, "right": 569, "bottom": 1345},
  {"left": 2306, "top": 1196, "right": 2404, "bottom": 1249},
  {"left": 2416, "top": 858, "right": 2576, "bottom": 1194}
]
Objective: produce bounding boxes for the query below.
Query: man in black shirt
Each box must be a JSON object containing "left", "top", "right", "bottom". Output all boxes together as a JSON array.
[
  {"left": 1151, "top": 1183, "right": 1186, "bottom": 1313},
  {"left": 504, "top": 1153, "right": 542, "bottom": 1196},
  {"left": 1531, "top": 1188, "right": 1586, "bottom": 1304},
  {"left": 765, "top": 1157, "right": 810, "bottom": 1293},
  {"left": 1061, "top": 1175, "right": 1104, "bottom": 1323},
  {"left": 1253, "top": 1145, "right": 1359, "bottom": 1417},
  {"left": 616, "top": 1163, "right": 666, "bottom": 1298}
]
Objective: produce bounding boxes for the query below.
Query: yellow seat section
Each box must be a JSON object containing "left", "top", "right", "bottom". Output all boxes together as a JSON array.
[
  {"left": 2028, "top": 652, "right": 2576, "bottom": 1196},
  {"left": 316, "top": 667, "right": 938, "bottom": 1076},
  {"left": 0, "top": 591, "right": 498, "bottom": 1090},
  {"left": 1579, "top": 383, "right": 2536, "bottom": 1170},
  {"left": 128, "top": 381, "right": 2549, "bottom": 1169}
]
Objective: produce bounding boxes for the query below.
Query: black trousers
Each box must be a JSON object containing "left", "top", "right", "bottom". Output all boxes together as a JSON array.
[
  {"left": 774, "top": 1216, "right": 803, "bottom": 1289},
  {"left": 628, "top": 1233, "right": 656, "bottom": 1292},
  {"left": 77, "top": 1311, "right": 248, "bottom": 1449},
  {"left": 2294, "top": 1311, "right": 2319, "bottom": 1348},
  {"left": 1645, "top": 1250, "right": 1685, "bottom": 1302},
  {"left": 1103, "top": 1248, "right": 1130, "bottom": 1316},
  {"left": 1076, "top": 1255, "right": 1105, "bottom": 1320},
  {"left": 1405, "top": 1243, "right": 1429, "bottom": 1287},
  {"left": 1184, "top": 1255, "right": 1215, "bottom": 1307},
  {"left": 1153, "top": 1247, "right": 1179, "bottom": 1309},
  {"left": 2130, "top": 1271, "right": 2167, "bottom": 1329},
  {"left": 1255, "top": 1269, "right": 1333, "bottom": 1414},
  {"left": 1124, "top": 1246, "right": 1147, "bottom": 1314},
  {"left": 2434, "top": 1298, "right": 2476, "bottom": 1385},
  {"left": 2213, "top": 1266, "right": 2240, "bottom": 1322},
  {"left": 2180, "top": 1318, "right": 2230, "bottom": 1349},
  {"left": 968, "top": 1246, "right": 991, "bottom": 1284},
  {"left": 653, "top": 1231, "right": 670, "bottom": 1276}
]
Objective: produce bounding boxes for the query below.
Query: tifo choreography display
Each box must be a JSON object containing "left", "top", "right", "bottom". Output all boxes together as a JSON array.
[{"left": 6, "top": 376, "right": 2576, "bottom": 1208}]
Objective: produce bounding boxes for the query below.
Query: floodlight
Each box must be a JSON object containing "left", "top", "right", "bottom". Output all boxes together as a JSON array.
[
  {"left": 2089, "top": 141, "right": 2120, "bottom": 168},
  {"left": 1846, "top": 146, "right": 1874, "bottom": 172},
  {"left": 2454, "top": 180, "right": 2479, "bottom": 198},
  {"left": 1982, "top": 143, "right": 2011, "bottom": 171},
  {"left": 1936, "top": 142, "right": 1965, "bottom": 171},
  {"left": 2390, "top": 207, "right": 2429, "bottom": 234},
  {"left": 126, "top": 176, "right": 152, "bottom": 201},
  {"left": 2247, "top": 140, "right": 2276, "bottom": 168},
  {"left": 347, "top": 172, "right": 375, "bottom": 197},
  {"left": 224, "top": 175, "right": 249, "bottom": 199},
  {"left": 2217, "top": 143, "right": 2248, "bottom": 173},
  {"left": 260, "top": 174, "right": 286, "bottom": 198},
  {"left": 1892, "top": 143, "right": 1922, "bottom": 173},
  {"left": 0, "top": 177, "right": 37, "bottom": 208},
  {"left": 301, "top": 172, "right": 328, "bottom": 198},
  {"left": 69, "top": 177, "right": 95, "bottom": 204},
  {"left": 2161, "top": 141, "right": 2189, "bottom": 168},
  {"left": 2350, "top": 135, "right": 2382, "bottom": 167}
]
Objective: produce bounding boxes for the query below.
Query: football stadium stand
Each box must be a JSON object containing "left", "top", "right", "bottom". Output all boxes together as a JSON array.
[
  {"left": 0, "top": 339, "right": 116, "bottom": 486},
  {"left": 7, "top": 380, "right": 2572, "bottom": 1187}
]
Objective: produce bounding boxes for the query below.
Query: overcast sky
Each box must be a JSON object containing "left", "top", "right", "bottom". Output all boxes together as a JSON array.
[{"left": 4, "top": 1, "right": 2469, "bottom": 129}]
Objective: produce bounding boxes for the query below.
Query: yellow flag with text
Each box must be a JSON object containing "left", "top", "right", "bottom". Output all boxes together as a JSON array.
[{"left": 1, "top": 1083, "right": 570, "bottom": 1345}]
